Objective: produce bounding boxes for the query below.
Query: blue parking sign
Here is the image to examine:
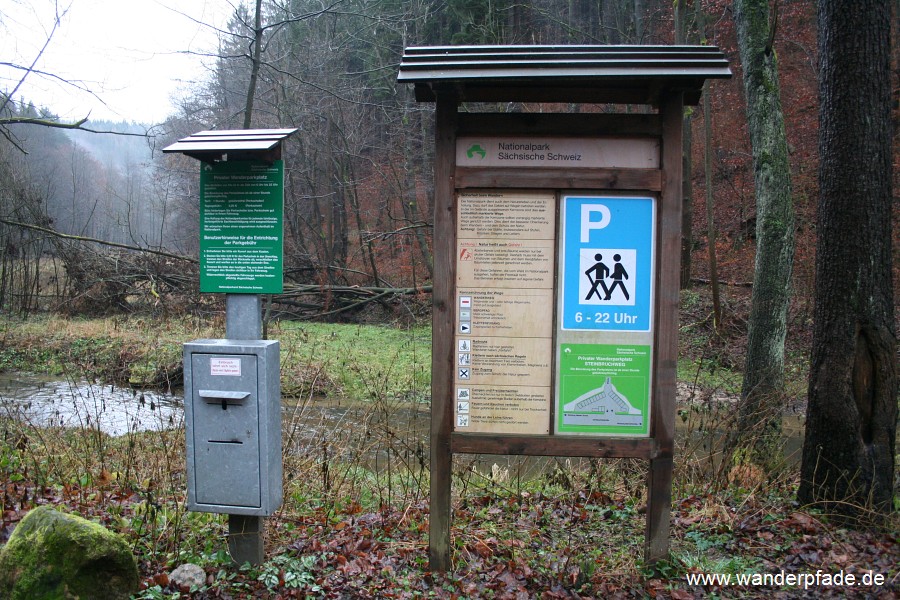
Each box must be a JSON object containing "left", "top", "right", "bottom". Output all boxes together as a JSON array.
[{"left": 560, "top": 196, "right": 655, "bottom": 331}]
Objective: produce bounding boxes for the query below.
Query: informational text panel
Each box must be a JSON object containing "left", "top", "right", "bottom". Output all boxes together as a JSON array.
[
  {"left": 199, "top": 160, "right": 284, "bottom": 293},
  {"left": 455, "top": 190, "right": 555, "bottom": 434}
]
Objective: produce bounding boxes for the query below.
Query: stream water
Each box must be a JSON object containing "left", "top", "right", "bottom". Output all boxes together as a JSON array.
[
  {"left": 0, "top": 374, "right": 183, "bottom": 436},
  {"left": 0, "top": 375, "right": 551, "bottom": 480},
  {"left": 0, "top": 374, "right": 804, "bottom": 475}
]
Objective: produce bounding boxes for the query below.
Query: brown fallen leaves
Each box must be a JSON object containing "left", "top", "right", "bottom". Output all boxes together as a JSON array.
[{"left": 2, "top": 477, "right": 897, "bottom": 598}]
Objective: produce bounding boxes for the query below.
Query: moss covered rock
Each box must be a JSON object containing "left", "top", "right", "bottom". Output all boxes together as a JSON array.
[{"left": 0, "top": 505, "right": 139, "bottom": 599}]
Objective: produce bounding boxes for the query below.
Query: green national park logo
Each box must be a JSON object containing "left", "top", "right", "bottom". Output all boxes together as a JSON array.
[{"left": 466, "top": 143, "right": 486, "bottom": 159}]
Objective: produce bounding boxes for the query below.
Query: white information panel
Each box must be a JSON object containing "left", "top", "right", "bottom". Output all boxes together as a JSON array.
[{"left": 457, "top": 137, "right": 659, "bottom": 169}]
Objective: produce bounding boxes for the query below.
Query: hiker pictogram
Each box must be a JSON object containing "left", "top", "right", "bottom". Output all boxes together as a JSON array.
[
  {"left": 584, "top": 253, "right": 610, "bottom": 301},
  {"left": 606, "top": 254, "right": 629, "bottom": 301},
  {"left": 579, "top": 249, "right": 636, "bottom": 305}
]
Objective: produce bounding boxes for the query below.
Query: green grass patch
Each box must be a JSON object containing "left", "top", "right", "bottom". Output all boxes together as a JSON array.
[
  {"left": 0, "top": 315, "right": 212, "bottom": 386},
  {"left": 0, "top": 316, "right": 432, "bottom": 403},
  {"left": 274, "top": 321, "right": 431, "bottom": 402}
]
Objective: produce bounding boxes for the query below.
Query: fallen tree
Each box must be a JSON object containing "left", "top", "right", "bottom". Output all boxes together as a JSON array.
[{"left": 0, "top": 218, "right": 432, "bottom": 321}]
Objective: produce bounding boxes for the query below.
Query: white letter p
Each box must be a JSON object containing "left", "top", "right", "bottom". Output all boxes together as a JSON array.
[{"left": 580, "top": 204, "right": 611, "bottom": 242}]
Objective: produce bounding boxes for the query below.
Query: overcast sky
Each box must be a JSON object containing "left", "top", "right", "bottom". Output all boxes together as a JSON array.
[{"left": 1, "top": 0, "right": 233, "bottom": 124}]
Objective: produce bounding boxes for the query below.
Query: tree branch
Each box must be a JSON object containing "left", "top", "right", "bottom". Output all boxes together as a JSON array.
[
  {"left": 0, "top": 218, "right": 196, "bottom": 263},
  {"left": 0, "top": 115, "right": 89, "bottom": 128},
  {"left": 0, "top": 2, "right": 69, "bottom": 116}
]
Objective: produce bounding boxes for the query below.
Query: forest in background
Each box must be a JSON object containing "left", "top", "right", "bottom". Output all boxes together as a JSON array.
[
  {"left": 0, "top": 2, "right": 897, "bottom": 595},
  {"left": 0, "top": 0, "right": 895, "bottom": 319}
]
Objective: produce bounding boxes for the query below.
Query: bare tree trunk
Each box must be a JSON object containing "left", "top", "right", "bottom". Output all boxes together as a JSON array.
[
  {"left": 403, "top": 161, "right": 434, "bottom": 281},
  {"left": 698, "top": 8, "right": 721, "bottom": 328},
  {"left": 798, "top": 0, "right": 895, "bottom": 516},
  {"left": 733, "top": 0, "right": 795, "bottom": 468},
  {"left": 0, "top": 238, "right": 7, "bottom": 310},
  {"left": 675, "top": 0, "right": 693, "bottom": 289},
  {"left": 243, "top": 0, "right": 264, "bottom": 129},
  {"left": 327, "top": 119, "right": 349, "bottom": 280},
  {"left": 703, "top": 81, "right": 721, "bottom": 330},
  {"left": 399, "top": 105, "right": 434, "bottom": 281},
  {"left": 633, "top": 0, "right": 643, "bottom": 41},
  {"left": 347, "top": 171, "right": 381, "bottom": 287}
]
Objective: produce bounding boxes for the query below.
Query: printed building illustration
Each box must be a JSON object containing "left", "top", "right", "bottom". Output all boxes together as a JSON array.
[{"left": 562, "top": 377, "right": 643, "bottom": 427}]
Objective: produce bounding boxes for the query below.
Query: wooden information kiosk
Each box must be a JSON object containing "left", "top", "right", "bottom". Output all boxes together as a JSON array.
[{"left": 398, "top": 45, "right": 730, "bottom": 571}]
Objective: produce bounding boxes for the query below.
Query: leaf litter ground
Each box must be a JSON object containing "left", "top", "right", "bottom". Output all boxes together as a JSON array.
[{"left": 2, "top": 473, "right": 897, "bottom": 598}]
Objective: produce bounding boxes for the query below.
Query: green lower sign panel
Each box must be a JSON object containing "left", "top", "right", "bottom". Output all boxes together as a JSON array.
[
  {"left": 557, "top": 343, "right": 651, "bottom": 436},
  {"left": 199, "top": 160, "right": 284, "bottom": 294}
]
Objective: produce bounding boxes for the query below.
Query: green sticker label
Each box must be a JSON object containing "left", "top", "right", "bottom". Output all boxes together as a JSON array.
[{"left": 557, "top": 343, "right": 650, "bottom": 436}]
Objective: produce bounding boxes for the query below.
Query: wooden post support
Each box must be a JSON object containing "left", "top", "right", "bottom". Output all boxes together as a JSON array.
[
  {"left": 228, "top": 514, "right": 265, "bottom": 565},
  {"left": 645, "top": 91, "right": 685, "bottom": 567},
  {"left": 429, "top": 93, "right": 458, "bottom": 573},
  {"left": 226, "top": 293, "right": 265, "bottom": 566}
]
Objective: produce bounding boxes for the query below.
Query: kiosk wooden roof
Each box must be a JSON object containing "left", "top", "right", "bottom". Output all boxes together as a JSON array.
[
  {"left": 398, "top": 45, "right": 730, "bottom": 105},
  {"left": 162, "top": 128, "right": 298, "bottom": 163}
]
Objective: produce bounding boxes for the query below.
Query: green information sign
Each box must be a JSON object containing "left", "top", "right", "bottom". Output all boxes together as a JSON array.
[
  {"left": 557, "top": 343, "right": 651, "bottom": 436},
  {"left": 199, "top": 160, "right": 284, "bottom": 294}
]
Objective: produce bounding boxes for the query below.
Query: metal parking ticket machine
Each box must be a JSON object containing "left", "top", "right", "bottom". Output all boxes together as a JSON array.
[
  {"left": 183, "top": 339, "right": 281, "bottom": 516},
  {"left": 163, "top": 128, "right": 297, "bottom": 564}
]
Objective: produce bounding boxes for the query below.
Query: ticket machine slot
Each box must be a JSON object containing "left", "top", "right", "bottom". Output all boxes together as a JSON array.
[{"left": 199, "top": 389, "right": 251, "bottom": 410}]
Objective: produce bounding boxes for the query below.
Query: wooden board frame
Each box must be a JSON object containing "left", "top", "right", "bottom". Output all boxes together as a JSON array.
[{"left": 429, "top": 95, "right": 685, "bottom": 572}]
